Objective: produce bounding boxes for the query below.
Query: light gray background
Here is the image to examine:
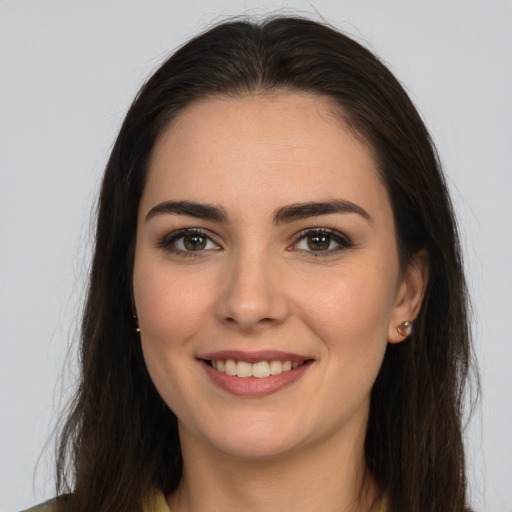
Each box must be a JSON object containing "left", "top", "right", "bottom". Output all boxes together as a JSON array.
[{"left": 1, "top": 1, "right": 511, "bottom": 511}]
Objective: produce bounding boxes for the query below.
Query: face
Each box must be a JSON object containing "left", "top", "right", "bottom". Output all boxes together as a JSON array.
[{"left": 133, "top": 93, "right": 423, "bottom": 461}]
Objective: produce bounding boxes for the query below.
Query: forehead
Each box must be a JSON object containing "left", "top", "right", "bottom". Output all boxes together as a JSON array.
[{"left": 143, "top": 93, "right": 390, "bottom": 222}]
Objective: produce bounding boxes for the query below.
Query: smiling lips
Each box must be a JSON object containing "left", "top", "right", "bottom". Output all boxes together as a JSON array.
[{"left": 199, "top": 351, "right": 313, "bottom": 397}]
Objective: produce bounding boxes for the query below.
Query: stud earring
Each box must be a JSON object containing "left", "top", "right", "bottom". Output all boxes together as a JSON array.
[
  {"left": 133, "top": 314, "right": 141, "bottom": 333},
  {"left": 397, "top": 320, "right": 413, "bottom": 337}
]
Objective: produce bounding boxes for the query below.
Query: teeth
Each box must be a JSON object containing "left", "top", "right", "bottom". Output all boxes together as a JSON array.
[
  {"left": 236, "top": 361, "right": 252, "bottom": 377},
  {"left": 210, "top": 359, "right": 305, "bottom": 377},
  {"left": 269, "top": 360, "right": 282, "bottom": 375},
  {"left": 225, "top": 359, "right": 237, "bottom": 376},
  {"left": 252, "top": 361, "right": 271, "bottom": 378}
]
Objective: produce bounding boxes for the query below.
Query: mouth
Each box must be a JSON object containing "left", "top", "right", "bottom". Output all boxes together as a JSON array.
[
  {"left": 197, "top": 350, "right": 314, "bottom": 397},
  {"left": 203, "top": 358, "right": 311, "bottom": 378}
]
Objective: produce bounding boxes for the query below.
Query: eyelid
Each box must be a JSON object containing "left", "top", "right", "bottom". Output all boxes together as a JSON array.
[
  {"left": 157, "top": 227, "right": 222, "bottom": 255},
  {"left": 289, "top": 227, "right": 354, "bottom": 255}
]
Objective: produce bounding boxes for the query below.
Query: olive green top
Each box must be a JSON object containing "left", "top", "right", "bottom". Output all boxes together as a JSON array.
[
  {"left": 22, "top": 491, "right": 387, "bottom": 511},
  {"left": 21, "top": 491, "right": 170, "bottom": 512}
]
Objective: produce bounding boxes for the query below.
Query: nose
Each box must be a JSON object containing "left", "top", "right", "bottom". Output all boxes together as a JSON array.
[{"left": 215, "top": 247, "right": 290, "bottom": 333}]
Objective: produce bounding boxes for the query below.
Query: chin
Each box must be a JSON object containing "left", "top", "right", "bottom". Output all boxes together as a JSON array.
[
  {"left": 215, "top": 435, "right": 301, "bottom": 461},
  {"left": 181, "top": 414, "right": 307, "bottom": 461}
]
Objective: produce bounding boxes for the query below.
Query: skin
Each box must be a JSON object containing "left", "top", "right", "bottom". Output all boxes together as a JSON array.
[{"left": 133, "top": 93, "right": 428, "bottom": 512}]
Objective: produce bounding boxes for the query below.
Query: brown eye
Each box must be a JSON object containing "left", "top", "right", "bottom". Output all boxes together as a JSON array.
[
  {"left": 307, "top": 235, "right": 330, "bottom": 251},
  {"left": 159, "top": 229, "right": 221, "bottom": 255},
  {"left": 292, "top": 228, "right": 353, "bottom": 256},
  {"left": 183, "top": 234, "right": 207, "bottom": 251}
]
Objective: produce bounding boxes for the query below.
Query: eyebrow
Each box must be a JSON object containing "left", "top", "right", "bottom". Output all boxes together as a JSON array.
[
  {"left": 145, "top": 199, "right": 372, "bottom": 224},
  {"left": 273, "top": 200, "right": 372, "bottom": 225},
  {"left": 145, "top": 200, "right": 228, "bottom": 222}
]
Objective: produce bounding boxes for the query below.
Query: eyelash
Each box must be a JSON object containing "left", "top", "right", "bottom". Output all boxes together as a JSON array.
[
  {"left": 157, "top": 228, "right": 220, "bottom": 257},
  {"left": 291, "top": 228, "right": 354, "bottom": 257},
  {"left": 156, "top": 227, "right": 354, "bottom": 257}
]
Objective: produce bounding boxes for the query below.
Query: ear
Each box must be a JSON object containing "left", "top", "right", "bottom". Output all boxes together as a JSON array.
[{"left": 388, "top": 250, "right": 429, "bottom": 344}]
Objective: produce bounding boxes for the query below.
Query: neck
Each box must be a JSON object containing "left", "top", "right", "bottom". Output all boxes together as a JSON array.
[{"left": 168, "top": 420, "right": 379, "bottom": 512}]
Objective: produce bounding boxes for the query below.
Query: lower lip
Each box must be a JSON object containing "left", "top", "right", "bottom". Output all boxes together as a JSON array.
[{"left": 200, "top": 360, "right": 312, "bottom": 397}]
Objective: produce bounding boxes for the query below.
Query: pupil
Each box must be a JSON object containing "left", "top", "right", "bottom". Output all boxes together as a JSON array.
[
  {"left": 184, "top": 235, "right": 206, "bottom": 251},
  {"left": 308, "top": 235, "right": 330, "bottom": 251}
]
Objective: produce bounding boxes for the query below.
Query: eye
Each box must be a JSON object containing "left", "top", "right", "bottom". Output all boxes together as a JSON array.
[
  {"left": 158, "top": 228, "right": 221, "bottom": 255},
  {"left": 292, "top": 228, "right": 353, "bottom": 255}
]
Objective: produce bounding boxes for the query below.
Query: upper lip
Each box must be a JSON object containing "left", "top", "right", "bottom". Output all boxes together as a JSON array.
[{"left": 198, "top": 350, "right": 313, "bottom": 364}]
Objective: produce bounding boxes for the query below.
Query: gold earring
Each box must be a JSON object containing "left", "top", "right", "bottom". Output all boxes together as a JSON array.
[{"left": 397, "top": 320, "right": 412, "bottom": 337}]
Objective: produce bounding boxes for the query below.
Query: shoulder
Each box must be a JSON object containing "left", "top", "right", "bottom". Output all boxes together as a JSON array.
[
  {"left": 19, "top": 498, "right": 58, "bottom": 512},
  {"left": 372, "top": 495, "right": 388, "bottom": 512},
  {"left": 146, "top": 490, "right": 171, "bottom": 512},
  {"left": 19, "top": 491, "right": 169, "bottom": 512}
]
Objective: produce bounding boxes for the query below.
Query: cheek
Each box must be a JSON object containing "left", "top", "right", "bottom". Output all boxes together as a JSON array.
[
  {"left": 134, "top": 261, "right": 211, "bottom": 346},
  {"left": 306, "top": 270, "right": 395, "bottom": 334},
  {"left": 134, "top": 264, "right": 213, "bottom": 414},
  {"left": 297, "top": 260, "right": 398, "bottom": 369},
  {"left": 133, "top": 259, "right": 216, "bottom": 408}
]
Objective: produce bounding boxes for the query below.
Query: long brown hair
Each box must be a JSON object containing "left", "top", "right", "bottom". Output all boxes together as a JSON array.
[{"left": 56, "top": 16, "right": 476, "bottom": 511}]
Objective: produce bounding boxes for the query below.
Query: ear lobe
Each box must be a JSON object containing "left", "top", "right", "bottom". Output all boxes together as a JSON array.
[{"left": 388, "top": 250, "right": 429, "bottom": 344}]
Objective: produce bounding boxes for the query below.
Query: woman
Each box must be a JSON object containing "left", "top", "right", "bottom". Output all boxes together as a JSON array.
[{"left": 25, "top": 16, "right": 475, "bottom": 512}]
